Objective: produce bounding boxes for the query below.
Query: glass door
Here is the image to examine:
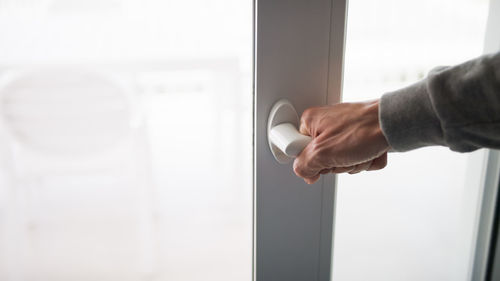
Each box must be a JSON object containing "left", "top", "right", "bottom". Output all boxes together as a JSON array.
[
  {"left": 0, "top": 0, "right": 350, "bottom": 280},
  {"left": 0, "top": 1, "right": 252, "bottom": 280},
  {"left": 333, "top": 0, "right": 491, "bottom": 280}
]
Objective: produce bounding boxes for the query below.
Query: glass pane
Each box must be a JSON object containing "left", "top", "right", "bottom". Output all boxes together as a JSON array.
[
  {"left": 0, "top": 1, "right": 252, "bottom": 280},
  {"left": 334, "top": 0, "right": 489, "bottom": 280}
]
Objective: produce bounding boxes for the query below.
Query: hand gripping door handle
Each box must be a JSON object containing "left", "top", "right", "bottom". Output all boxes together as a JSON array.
[{"left": 267, "top": 99, "right": 312, "bottom": 164}]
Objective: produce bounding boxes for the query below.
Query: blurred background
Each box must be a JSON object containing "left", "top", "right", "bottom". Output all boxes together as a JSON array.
[
  {"left": 335, "top": 0, "right": 491, "bottom": 280},
  {"left": 0, "top": 0, "right": 494, "bottom": 280},
  {"left": 0, "top": 1, "right": 253, "bottom": 280}
]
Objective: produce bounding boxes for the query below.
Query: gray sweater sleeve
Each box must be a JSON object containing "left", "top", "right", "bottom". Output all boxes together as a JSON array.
[{"left": 379, "top": 51, "right": 500, "bottom": 152}]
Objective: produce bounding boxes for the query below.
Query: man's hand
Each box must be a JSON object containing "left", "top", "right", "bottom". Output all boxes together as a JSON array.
[{"left": 293, "top": 100, "right": 390, "bottom": 184}]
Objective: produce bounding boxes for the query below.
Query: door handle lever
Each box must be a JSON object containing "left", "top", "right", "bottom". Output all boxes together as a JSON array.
[
  {"left": 270, "top": 123, "right": 311, "bottom": 158},
  {"left": 267, "top": 99, "right": 312, "bottom": 164}
]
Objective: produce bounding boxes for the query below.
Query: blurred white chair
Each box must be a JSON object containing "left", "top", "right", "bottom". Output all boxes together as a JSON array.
[{"left": 0, "top": 69, "right": 156, "bottom": 280}]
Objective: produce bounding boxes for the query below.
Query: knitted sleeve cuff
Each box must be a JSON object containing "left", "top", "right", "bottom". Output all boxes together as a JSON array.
[{"left": 379, "top": 79, "right": 446, "bottom": 152}]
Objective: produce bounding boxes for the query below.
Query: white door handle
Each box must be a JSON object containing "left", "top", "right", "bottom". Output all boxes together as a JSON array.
[{"left": 267, "top": 99, "right": 312, "bottom": 164}]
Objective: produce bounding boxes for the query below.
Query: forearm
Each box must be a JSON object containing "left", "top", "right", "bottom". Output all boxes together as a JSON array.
[{"left": 380, "top": 51, "right": 500, "bottom": 152}]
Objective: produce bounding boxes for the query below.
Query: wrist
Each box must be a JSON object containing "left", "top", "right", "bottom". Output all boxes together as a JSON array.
[{"left": 365, "top": 99, "right": 390, "bottom": 152}]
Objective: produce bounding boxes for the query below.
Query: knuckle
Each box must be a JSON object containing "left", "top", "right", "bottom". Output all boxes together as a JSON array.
[
  {"left": 300, "top": 107, "right": 318, "bottom": 125},
  {"left": 301, "top": 108, "right": 314, "bottom": 119},
  {"left": 378, "top": 154, "right": 388, "bottom": 168},
  {"left": 370, "top": 155, "right": 388, "bottom": 170},
  {"left": 293, "top": 160, "right": 305, "bottom": 177},
  {"left": 308, "top": 139, "right": 321, "bottom": 153},
  {"left": 309, "top": 140, "right": 327, "bottom": 162}
]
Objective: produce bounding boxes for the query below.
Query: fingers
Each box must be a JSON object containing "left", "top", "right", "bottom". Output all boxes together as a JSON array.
[
  {"left": 293, "top": 148, "right": 385, "bottom": 184},
  {"left": 303, "top": 174, "right": 320, "bottom": 185},
  {"left": 295, "top": 107, "right": 326, "bottom": 181},
  {"left": 299, "top": 107, "right": 315, "bottom": 136},
  {"left": 348, "top": 161, "right": 372, "bottom": 174},
  {"left": 331, "top": 166, "right": 355, "bottom": 173},
  {"left": 320, "top": 168, "right": 331, "bottom": 174},
  {"left": 303, "top": 168, "right": 335, "bottom": 185},
  {"left": 368, "top": 153, "right": 387, "bottom": 171},
  {"left": 295, "top": 154, "right": 389, "bottom": 185},
  {"left": 299, "top": 117, "right": 310, "bottom": 135},
  {"left": 293, "top": 147, "right": 320, "bottom": 180},
  {"left": 345, "top": 153, "right": 388, "bottom": 175}
]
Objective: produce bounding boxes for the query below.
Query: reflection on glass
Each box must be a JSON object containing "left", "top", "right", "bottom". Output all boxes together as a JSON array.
[
  {"left": 334, "top": 0, "right": 489, "bottom": 280},
  {"left": 0, "top": 1, "right": 252, "bottom": 280}
]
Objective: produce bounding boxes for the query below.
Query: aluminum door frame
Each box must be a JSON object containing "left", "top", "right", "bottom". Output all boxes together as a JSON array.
[
  {"left": 254, "top": 0, "right": 347, "bottom": 280},
  {"left": 470, "top": 0, "right": 500, "bottom": 279}
]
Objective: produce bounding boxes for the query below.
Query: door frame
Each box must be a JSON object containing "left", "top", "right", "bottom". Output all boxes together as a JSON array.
[
  {"left": 469, "top": 0, "right": 500, "bottom": 279},
  {"left": 253, "top": 0, "right": 347, "bottom": 280}
]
